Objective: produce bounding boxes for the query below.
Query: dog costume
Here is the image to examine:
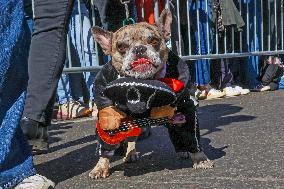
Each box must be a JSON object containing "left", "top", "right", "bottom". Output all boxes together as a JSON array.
[{"left": 94, "top": 50, "right": 202, "bottom": 157}]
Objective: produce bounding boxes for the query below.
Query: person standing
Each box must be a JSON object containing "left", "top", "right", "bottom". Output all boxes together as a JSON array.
[
  {"left": 20, "top": 0, "right": 75, "bottom": 154},
  {"left": 0, "top": 0, "right": 54, "bottom": 188}
]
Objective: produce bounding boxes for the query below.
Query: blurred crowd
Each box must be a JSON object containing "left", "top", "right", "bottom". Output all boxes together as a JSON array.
[{"left": 27, "top": 0, "right": 283, "bottom": 121}]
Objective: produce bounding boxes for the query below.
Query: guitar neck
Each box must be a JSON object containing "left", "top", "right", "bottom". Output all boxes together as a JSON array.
[
  {"left": 105, "top": 117, "right": 171, "bottom": 135},
  {"left": 122, "top": 117, "right": 169, "bottom": 128}
]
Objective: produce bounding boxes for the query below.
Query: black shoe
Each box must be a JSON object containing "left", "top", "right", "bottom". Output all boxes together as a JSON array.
[{"left": 21, "top": 117, "right": 49, "bottom": 155}]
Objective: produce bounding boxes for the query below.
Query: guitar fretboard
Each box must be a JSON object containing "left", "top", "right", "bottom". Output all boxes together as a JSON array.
[{"left": 107, "top": 117, "right": 170, "bottom": 135}]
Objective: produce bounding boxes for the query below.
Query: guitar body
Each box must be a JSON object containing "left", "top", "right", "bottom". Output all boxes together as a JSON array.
[
  {"left": 96, "top": 122, "right": 142, "bottom": 145},
  {"left": 96, "top": 116, "right": 172, "bottom": 145}
]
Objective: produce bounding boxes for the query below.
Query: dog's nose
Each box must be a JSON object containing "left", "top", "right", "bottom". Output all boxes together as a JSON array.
[{"left": 133, "top": 45, "right": 147, "bottom": 56}]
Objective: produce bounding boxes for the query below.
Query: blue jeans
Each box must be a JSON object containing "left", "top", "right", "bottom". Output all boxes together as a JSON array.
[
  {"left": 57, "top": 0, "right": 97, "bottom": 104},
  {"left": 0, "top": 0, "right": 36, "bottom": 188},
  {"left": 57, "top": 42, "right": 90, "bottom": 104},
  {"left": 189, "top": 0, "right": 213, "bottom": 86}
]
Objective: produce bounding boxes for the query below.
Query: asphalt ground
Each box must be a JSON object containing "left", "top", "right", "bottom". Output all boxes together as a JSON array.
[{"left": 34, "top": 90, "right": 284, "bottom": 189}]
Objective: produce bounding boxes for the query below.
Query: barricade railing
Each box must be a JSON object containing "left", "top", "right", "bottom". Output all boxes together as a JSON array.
[
  {"left": 176, "top": 0, "right": 284, "bottom": 61},
  {"left": 63, "top": 0, "right": 102, "bottom": 74},
  {"left": 60, "top": 0, "right": 284, "bottom": 73}
]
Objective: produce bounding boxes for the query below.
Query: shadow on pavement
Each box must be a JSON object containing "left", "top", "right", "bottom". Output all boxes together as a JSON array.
[
  {"left": 111, "top": 125, "right": 227, "bottom": 177},
  {"left": 198, "top": 104, "right": 256, "bottom": 136},
  {"left": 36, "top": 121, "right": 98, "bottom": 183},
  {"left": 48, "top": 122, "right": 74, "bottom": 145},
  {"left": 111, "top": 103, "right": 255, "bottom": 177},
  {"left": 36, "top": 143, "right": 99, "bottom": 184},
  {"left": 48, "top": 135, "right": 96, "bottom": 153},
  {"left": 37, "top": 104, "right": 256, "bottom": 181}
]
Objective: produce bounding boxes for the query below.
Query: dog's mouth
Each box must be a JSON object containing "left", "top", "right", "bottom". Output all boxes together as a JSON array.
[{"left": 130, "top": 58, "right": 156, "bottom": 72}]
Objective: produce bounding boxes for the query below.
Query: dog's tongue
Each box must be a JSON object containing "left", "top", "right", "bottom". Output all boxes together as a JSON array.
[{"left": 131, "top": 58, "right": 152, "bottom": 72}]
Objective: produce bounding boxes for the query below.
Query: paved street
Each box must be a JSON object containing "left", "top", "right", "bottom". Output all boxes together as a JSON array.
[{"left": 34, "top": 91, "right": 284, "bottom": 189}]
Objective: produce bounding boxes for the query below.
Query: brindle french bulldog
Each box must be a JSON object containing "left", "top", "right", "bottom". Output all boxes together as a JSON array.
[{"left": 89, "top": 9, "right": 213, "bottom": 179}]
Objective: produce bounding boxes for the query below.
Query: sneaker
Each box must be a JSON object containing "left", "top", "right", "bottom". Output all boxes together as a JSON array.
[
  {"left": 15, "top": 174, "right": 55, "bottom": 189},
  {"left": 252, "top": 84, "right": 271, "bottom": 92},
  {"left": 260, "top": 85, "right": 271, "bottom": 91},
  {"left": 223, "top": 86, "right": 241, "bottom": 97},
  {"left": 57, "top": 100, "right": 92, "bottom": 120},
  {"left": 234, "top": 86, "right": 250, "bottom": 95},
  {"left": 206, "top": 88, "right": 226, "bottom": 99}
]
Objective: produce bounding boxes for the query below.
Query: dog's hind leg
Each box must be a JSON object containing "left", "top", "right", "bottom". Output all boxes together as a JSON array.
[{"left": 168, "top": 91, "right": 214, "bottom": 169}]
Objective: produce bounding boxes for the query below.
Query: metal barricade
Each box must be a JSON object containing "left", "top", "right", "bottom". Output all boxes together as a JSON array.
[
  {"left": 62, "top": 0, "right": 284, "bottom": 74},
  {"left": 63, "top": 0, "right": 102, "bottom": 74},
  {"left": 175, "top": 0, "right": 284, "bottom": 61}
]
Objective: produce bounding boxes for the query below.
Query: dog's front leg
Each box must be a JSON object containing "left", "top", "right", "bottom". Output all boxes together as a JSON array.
[
  {"left": 89, "top": 145, "right": 115, "bottom": 179},
  {"left": 190, "top": 151, "right": 214, "bottom": 169},
  {"left": 89, "top": 156, "right": 111, "bottom": 179}
]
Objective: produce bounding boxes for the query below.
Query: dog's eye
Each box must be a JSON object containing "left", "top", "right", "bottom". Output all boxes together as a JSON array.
[
  {"left": 148, "top": 36, "right": 160, "bottom": 46},
  {"left": 116, "top": 42, "right": 129, "bottom": 54}
]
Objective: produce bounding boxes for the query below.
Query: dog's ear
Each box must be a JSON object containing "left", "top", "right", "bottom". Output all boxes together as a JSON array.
[
  {"left": 91, "top": 26, "right": 113, "bottom": 55},
  {"left": 156, "top": 9, "right": 172, "bottom": 41}
]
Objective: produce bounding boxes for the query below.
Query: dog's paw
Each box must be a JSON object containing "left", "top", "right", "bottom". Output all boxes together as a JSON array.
[
  {"left": 123, "top": 141, "right": 139, "bottom": 163},
  {"left": 190, "top": 151, "right": 214, "bottom": 170},
  {"left": 89, "top": 157, "right": 110, "bottom": 179},
  {"left": 192, "top": 159, "right": 214, "bottom": 169}
]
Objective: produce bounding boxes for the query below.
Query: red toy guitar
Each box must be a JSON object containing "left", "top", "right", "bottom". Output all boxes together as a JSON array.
[
  {"left": 98, "top": 77, "right": 185, "bottom": 145},
  {"left": 96, "top": 117, "right": 169, "bottom": 145},
  {"left": 96, "top": 113, "right": 186, "bottom": 145}
]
